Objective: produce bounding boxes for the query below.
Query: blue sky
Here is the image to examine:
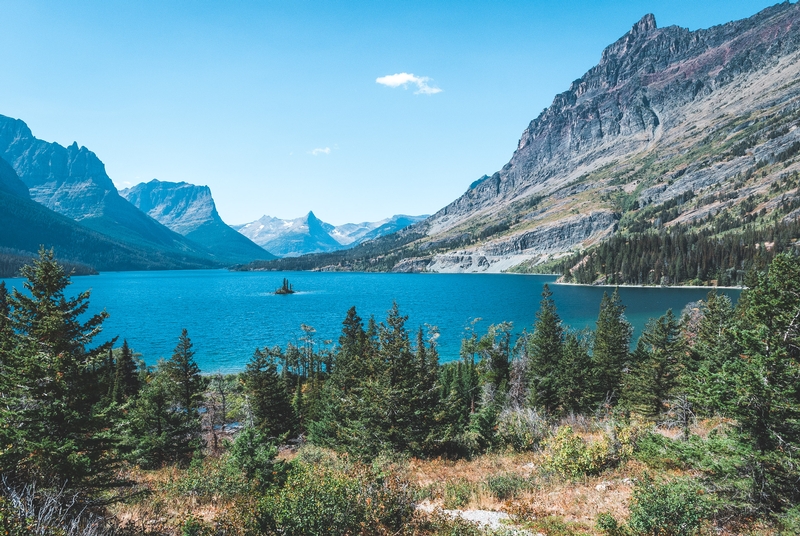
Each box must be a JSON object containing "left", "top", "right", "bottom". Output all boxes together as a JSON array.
[{"left": 0, "top": 1, "right": 786, "bottom": 225}]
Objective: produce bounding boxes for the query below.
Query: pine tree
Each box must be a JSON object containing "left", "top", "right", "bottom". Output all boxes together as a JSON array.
[
  {"left": 112, "top": 339, "right": 141, "bottom": 403},
  {"left": 688, "top": 292, "right": 739, "bottom": 415},
  {"left": 1, "top": 248, "right": 119, "bottom": 491},
  {"left": 163, "top": 329, "right": 205, "bottom": 415},
  {"left": 124, "top": 364, "right": 201, "bottom": 468},
  {"left": 0, "top": 281, "right": 12, "bottom": 357},
  {"left": 622, "top": 310, "right": 685, "bottom": 419},
  {"left": 593, "top": 289, "right": 632, "bottom": 405},
  {"left": 527, "top": 285, "right": 563, "bottom": 412},
  {"left": 555, "top": 329, "right": 595, "bottom": 414},
  {"left": 309, "top": 307, "right": 368, "bottom": 449},
  {"left": 243, "top": 347, "right": 295, "bottom": 438},
  {"left": 712, "top": 254, "right": 800, "bottom": 512},
  {"left": 380, "top": 302, "right": 418, "bottom": 452}
]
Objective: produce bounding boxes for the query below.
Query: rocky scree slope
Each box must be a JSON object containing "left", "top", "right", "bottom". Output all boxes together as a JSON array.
[
  {"left": 121, "top": 179, "right": 275, "bottom": 263},
  {"left": 243, "top": 2, "right": 800, "bottom": 275}
]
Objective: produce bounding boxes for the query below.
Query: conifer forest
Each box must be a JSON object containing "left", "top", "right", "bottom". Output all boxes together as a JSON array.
[{"left": 1, "top": 248, "right": 799, "bottom": 535}]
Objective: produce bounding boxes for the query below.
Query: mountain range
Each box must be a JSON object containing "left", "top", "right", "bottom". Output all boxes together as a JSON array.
[
  {"left": 233, "top": 212, "right": 427, "bottom": 257},
  {"left": 239, "top": 1, "right": 800, "bottom": 282},
  {"left": 120, "top": 180, "right": 275, "bottom": 264},
  {"left": 0, "top": 114, "right": 425, "bottom": 274}
]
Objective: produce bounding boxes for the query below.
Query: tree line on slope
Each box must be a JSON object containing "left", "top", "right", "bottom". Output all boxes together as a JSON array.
[{"left": 1, "top": 248, "right": 799, "bottom": 533}]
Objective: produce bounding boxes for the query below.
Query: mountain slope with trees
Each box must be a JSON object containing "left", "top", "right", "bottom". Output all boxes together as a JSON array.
[{"left": 239, "top": 2, "right": 800, "bottom": 283}]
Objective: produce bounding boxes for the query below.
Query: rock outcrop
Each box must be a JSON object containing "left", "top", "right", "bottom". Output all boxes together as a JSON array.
[{"left": 121, "top": 180, "right": 274, "bottom": 263}]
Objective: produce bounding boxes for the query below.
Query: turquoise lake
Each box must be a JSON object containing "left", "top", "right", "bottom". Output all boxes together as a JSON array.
[{"left": 2, "top": 270, "right": 740, "bottom": 373}]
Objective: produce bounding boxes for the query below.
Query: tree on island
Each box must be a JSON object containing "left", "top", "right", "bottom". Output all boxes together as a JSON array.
[{"left": 275, "top": 278, "right": 295, "bottom": 295}]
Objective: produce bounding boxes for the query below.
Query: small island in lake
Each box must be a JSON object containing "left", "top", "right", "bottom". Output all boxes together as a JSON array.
[{"left": 275, "top": 278, "right": 295, "bottom": 294}]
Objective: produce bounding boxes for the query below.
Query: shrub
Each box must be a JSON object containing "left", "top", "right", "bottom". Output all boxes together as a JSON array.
[
  {"left": 225, "top": 426, "right": 284, "bottom": 489},
  {"left": 598, "top": 476, "right": 710, "bottom": 536},
  {"left": 496, "top": 407, "right": 550, "bottom": 451},
  {"left": 443, "top": 479, "right": 474, "bottom": 509},
  {"left": 484, "top": 473, "right": 530, "bottom": 501},
  {"left": 543, "top": 426, "right": 614, "bottom": 478},
  {"left": 252, "top": 449, "right": 415, "bottom": 536}
]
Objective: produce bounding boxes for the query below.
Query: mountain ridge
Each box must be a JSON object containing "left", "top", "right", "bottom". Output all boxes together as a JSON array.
[
  {"left": 121, "top": 179, "right": 275, "bottom": 263},
  {"left": 236, "top": 1, "right": 800, "bottom": 281},
  {"left": 0, "top": 115, "right": 226, "bottom": 268},
  {"left": 235, "top": 211, "right": 427, "bottom": 257}
]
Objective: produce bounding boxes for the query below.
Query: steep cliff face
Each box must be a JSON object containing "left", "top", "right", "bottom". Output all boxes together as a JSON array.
[
  {"left": 0, "top": 115, "right": 221, "bottom": 266},
  {"left": 121, "top": 180, "right": 275, "bottom": 263},
  {"left": 430, "top": 2, "right": 800, "bottom": 235},
  {"left": 407, "top": 2, "right": 800, "bottom": 272},
  {"left": 121, "top": 180, "right": 217, "bottom": 235}
]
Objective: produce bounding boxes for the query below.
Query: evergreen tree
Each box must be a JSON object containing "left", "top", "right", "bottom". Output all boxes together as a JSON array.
[
  {"left": 720, "top": 254, "right": 800, "bottom": 511},
  {"left": 622, "top": 310, "right": 685, "bottom": 419},
  {"left": 129, "top": 328, "right": 206, "bottom": 466},
  {"left": 124, "top": 364, "right": 201, "bottom": 468},
  {"left": 413, "top": 326, "right": 440, "bottom": 451},
  {"left": 0, "top": 248, "right": 118, "bottom": 491},
  {"left": 163, "top": 328, "right": 205, "bottom": 416},
  {"left": 688, "top": 292, "right": 739, "bottom": 415},
  {"left": 555, "top": 329, "right": 595, "bottom": 414},
  {"left": 112, "top": 339, "right": 141, "bottom": 403},
  {"left": 0, "top": 281, "right": 13, "bottom": 357},
  {"left": 477, "top": 322, "right": 512, "bottom": 397},
  {"left": 379, "top": 302, "right": 419, "bottom": 452},
  {"left": 243, "top": 347, "right": 295, "bottom": 438},
  {"left": 309, "top": 307, "right": 367, "bottom": 448},
  {"left": 593, "top": 289, "right": 633, "bottom": 405},
  {"left": 526, "top": 285, "right": 563, "bottom": 412}
]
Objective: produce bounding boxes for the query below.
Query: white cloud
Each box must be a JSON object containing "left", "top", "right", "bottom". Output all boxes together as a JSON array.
[
  {"left": 310, "top": 147, "right": 331, "bottom": 156},
  {"left": 376, "top": 72, "right": 442, "bottom": 95}
]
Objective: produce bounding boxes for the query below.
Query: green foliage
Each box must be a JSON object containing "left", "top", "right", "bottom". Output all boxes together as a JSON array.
[
  {"left": 484, "top": 472, "right": 530, "bottom": 501},
  {"left": 310, "top": 304, "right": 440, "bottom": 457},
  {"left": 226, "top": 426, "right": 284, "bottom": 489},
  {"left": 599, "top": 476, "right": 710, "bottom": 536},
  {"left": 252, "top": 449, "right": 415, "bottom": 536},
  {"left": 443, "top": 479, "right": 474, "bottom": 509},
  {"left": 0, "top": 496, "right": 30, "bottom": 536},
  {"left": 180, "top": 515, "right": 213, "bottom": 536},
  {"left": 526, "top": 285, "right": 563, "bottom": 412},
  {"left": 162, "top": 328, "right": 205, "bottom": 416},
  {"left": 555, "top": 210, "right": 800, "bottom": 286},
  {"left": 123, "top": 361, "right": 202, "bottom": 469},
  {"left": 543, "top": 426, "right": 614, "bottom": 478},
  {"left": 0, "top": 248, "right": 120, "bottom": 492},
  {"left": 622, "top": 310, "right": 686, "bottom": 419},
  {"left": 112, "top": 339, "right": 141, "bottom": 403},
  {"left": 242, "top": 347, "right": 295, "bottom": 438},
  {"left": 593, "top": 289, "right": 633, "bottom": 404}
]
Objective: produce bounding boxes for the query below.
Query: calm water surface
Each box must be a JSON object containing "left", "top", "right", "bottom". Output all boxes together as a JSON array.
[{"left": 2, "top": 270, "right": 740, "bottom": 372}]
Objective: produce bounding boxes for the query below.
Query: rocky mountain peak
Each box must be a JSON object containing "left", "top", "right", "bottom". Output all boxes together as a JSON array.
[
  {"left": 633, "top": 13, "right": 657, "bottom": 35},
  {"left": 121, "top": 179, "right": 219, "bottom": 235}
]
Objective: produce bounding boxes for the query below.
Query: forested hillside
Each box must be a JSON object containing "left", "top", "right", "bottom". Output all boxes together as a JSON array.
[{"left": 2, "top": 249, "right": 799, "bottom": 534}]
